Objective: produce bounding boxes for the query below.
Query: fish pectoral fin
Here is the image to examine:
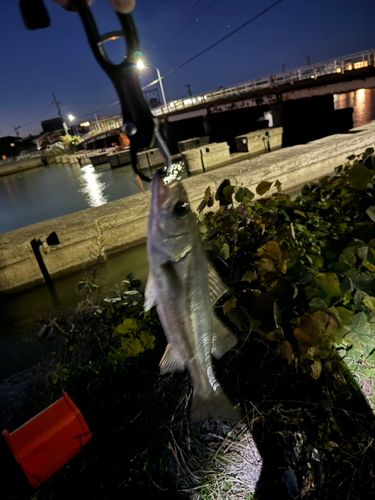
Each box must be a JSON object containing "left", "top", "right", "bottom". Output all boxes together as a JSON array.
[
  {"left": 211, "top": 316, "right": 238, "bottom": 360},
  {"left": 207, "top": 262, "right": 228, "bottom": 305},
  {"left": 159, "top": 344, "right": 185, "bottom": 374},
  {"left": 144, "top": 270, "right": 157, "bottom": 311}
]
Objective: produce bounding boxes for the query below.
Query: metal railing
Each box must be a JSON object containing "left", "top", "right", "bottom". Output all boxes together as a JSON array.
[
  {"left": 152, "top": 49, "right": 375, "bottom": 116},
  {"left": 0, "top": 151, "right": 43, "bottom": 165}
]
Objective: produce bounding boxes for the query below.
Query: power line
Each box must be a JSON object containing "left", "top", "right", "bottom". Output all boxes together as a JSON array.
[
  {"left": 143, "top": 0, "right": 284, "bottom": 89},
  {"left": 166, "top": 0, "right": 204, "bottom": 32},
  {"left": 191, "top": 0, "right": 221, "bottom": 23}
]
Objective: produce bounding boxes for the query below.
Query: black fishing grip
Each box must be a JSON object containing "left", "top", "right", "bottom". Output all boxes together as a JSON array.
[
  {"left": 72, "top": 0, "right": 156, "bottom": 182},
  {"left": 19, "top": 0, "right": 50, "bottom": 30}
]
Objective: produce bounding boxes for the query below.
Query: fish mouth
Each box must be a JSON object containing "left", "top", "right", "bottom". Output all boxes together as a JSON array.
[{"left": 151, "top": 169, "right": 183, "bottom": 206}]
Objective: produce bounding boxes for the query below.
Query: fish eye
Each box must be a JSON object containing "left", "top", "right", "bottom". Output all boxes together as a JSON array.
[{"left": 174, "top": 201, "right": 190, "bottom": 218}]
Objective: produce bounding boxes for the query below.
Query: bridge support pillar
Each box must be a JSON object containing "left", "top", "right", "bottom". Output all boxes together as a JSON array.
[
  {"left": 203, "top": 113, "right": 212, "bottom": 137},
  {"left": 270, "top": 104, "right": 284, "bottom": 127}
]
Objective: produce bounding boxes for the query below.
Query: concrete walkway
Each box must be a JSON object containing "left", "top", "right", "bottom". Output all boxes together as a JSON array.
[{"left": 1, "top": 122, "right": 374, "bottom": 294}]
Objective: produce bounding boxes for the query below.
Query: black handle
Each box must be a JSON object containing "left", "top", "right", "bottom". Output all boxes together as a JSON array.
[
  {"left": 72, "top": 1, "right": 156, "bottom": 168},
  {"left": 19, "top": 0, "right": 50, "bottom": 30}
]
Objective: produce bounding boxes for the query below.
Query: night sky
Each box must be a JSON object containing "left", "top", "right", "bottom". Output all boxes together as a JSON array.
[{"left": 0, "top": 0, "right": 374, "bottom": 137}]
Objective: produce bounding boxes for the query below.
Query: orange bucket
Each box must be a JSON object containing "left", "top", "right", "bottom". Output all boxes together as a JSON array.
[{"left": 2, "top": 391, "right": 92, "bottom": 488}]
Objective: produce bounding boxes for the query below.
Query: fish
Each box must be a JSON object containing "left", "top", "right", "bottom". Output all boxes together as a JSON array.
[{"left": 145, "top": 170, "right": 240, "bottom": 422}]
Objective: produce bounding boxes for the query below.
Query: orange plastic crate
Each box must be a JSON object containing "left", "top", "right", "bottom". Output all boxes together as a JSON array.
[{"left": 2, "top": 391, "right": 92, "bottom": 488}]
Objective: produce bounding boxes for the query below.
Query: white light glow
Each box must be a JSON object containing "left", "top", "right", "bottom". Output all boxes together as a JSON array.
[
  {"left": 163, "top": 161, "right": 184, "bottom": 185},
  {"left": 137, "top": 60, "right": 145, "bottom": 70},
  {"left": 79, "top": 165, "right": 108, "bottom": 207},
  {"left": 68, "top": 114, "right": 75, "bottom": 122}
]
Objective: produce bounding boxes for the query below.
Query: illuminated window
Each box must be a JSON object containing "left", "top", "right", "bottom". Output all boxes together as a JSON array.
[
  {"left": 345, "top": 63, "right": 353, "bottom": 71},
  {"left": 10, "top": 143, "right": 15, "bottom": 147},
  {"left": 336, "top": 67, "right": 342, "bottom": 73},
  {"left": 353, "top": 61, "right": 369, "bottom": 69},
  {"left": 2, "top": 155, "right": 6, "bottom": 160}
]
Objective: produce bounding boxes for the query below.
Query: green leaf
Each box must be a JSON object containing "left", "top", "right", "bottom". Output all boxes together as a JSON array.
[
  {"left": 354, "top": 273, "right": 373, "bottom": 293},
  {"left": 344, "top": 312, "right": 374, "bottom": 356},
  {"left": 362, "top": 295, "right": 375, "bottom": 313},
  {"left": 340, "top": 277, "right": 354, "bottom": 294},
  {"left": 275, "top": 179, "right": 282, "bottom": 192},
  {"left": 256, "top": 180, "right": 272, "bottom": 196},
  {"left": 354, "top": 290, "right": 369, "bottom": 305},
  {"left": 366, "top": 206, "right": 375, "bottom": 222},
  {"left": 338, "top": 247, "right": 357, "bottom": 266},
  {"left": 314, "top": 273, "right": 342, "bottom": 305},
  {"left": 335, "top": 306, "right": 354, "bottom": 326},
  {"left": 221, "top": 242, "right": 230, "bottom": 260},
  {"left": 116, "top": 318, "right": 138, "bottom": 334},
  {"left": 347, "top": 161, "right": 373, "bottom": 190},
  {"left": 288, "top": 261, "right": 316, "bottom": 285},
  {"left": 223, "top": 297, "right": 237, "bottom": 315},
  {"left": 235, "top": 186, "right": 254, "bottom": 203}
]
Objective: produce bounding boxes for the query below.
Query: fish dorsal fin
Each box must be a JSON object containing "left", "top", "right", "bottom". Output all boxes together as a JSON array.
[
  {"left": 159, "top": 344, "right": 185, "bottom": 374},
  {"left": 144, "top": 270, "right": 157, "bottom": 311},
  {"left": 207, "top": 262, "right": 228, "bottom": 305},
  {"left": 211, "top": 316, "right": 238, "bottom": 360}
]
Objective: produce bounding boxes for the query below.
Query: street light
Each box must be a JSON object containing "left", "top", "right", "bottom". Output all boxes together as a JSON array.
[
  {"left": 67, "top": 114, "right": 78, "bottom": 136},
  {"left": 136, "top": 60, "right": 167, "bottom": 108}
]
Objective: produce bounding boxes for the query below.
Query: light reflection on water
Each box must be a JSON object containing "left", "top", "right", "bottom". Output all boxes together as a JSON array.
[
  {"left": 334, "top": 88, "right": 375, "bottom": 128},
  {"left": 78, "top": 164, "right": 109, "bottom": 207}
]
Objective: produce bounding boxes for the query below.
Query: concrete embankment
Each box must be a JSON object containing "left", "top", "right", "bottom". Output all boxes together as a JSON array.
[
  {"left": 1, "top": 122, "right": 374, "bottom": 294},
  {"left": 0, "top": 157, "right": 45, "bottom": 176}
]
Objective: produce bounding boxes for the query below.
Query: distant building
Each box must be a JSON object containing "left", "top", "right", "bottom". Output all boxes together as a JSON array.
[
  {"left": 0, "top": 136, "right": 38, "bottom": 159},
  {"left": 41, "top": 117, "right": 64, "bottom": 133},
  {"left": 90, "top": 115, "right": 122, "bottom": 133},
  {"left": 33, "top": 117, "right": 65, "bottom": 150}
]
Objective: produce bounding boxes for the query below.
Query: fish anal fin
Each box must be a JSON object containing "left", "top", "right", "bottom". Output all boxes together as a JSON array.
[
  {"left": 211, "top": 316, "right": 238, "bottom": 360},
  {"left": 144, "top": 270, "right": 157, "bottom": 311},
  {"left": 207, "top": 262, "right": 228, "bottom": 305},
  {"left": 159, "top": 344, "right": 185, "bottom": 374}
]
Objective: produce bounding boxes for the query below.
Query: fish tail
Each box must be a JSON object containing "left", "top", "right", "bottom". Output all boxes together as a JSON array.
[{"left": 190, "top": 387, "right": 240, "bottom": 423}]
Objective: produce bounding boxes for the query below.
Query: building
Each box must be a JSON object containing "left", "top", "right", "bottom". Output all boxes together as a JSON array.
[
  {"left": 90, "top": 115, "right": 122, "bottom": 134},
  {"left": 33, "top": 117, "right": 65, "bottom": 150},
  {"left": 0, "top": 136, "right": 38, "bottom": 159}
]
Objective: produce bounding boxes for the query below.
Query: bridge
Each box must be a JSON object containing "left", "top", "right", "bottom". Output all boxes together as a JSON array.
[
  {"left": 81, "top": 50, "right": 375, "bottom": 154},
  {"left": 153, "top": 49, "right": 375, "bottom": 118}
]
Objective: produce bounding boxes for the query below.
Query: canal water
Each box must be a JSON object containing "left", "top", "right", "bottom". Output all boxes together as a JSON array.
[
  {"left": 1, "top": 88, "right": 374, "bottom": 380},
  {"left": 0, "top": 162, "right": 153, "bottom": 234},
  {"left": 0, "top": 242, "right": 149, "bottom": 380}
]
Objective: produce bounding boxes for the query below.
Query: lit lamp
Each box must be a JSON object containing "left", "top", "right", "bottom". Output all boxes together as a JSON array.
[
  {"left": 67, "top": 114, "right": 78, "bottom": 136},
  {"left": 136, "top": 60, "right": 167, "bottom": 107}
]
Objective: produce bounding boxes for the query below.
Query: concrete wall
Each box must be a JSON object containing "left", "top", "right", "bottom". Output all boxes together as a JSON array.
[
  {"left": 235, "top": 127, "right": 283, "bottom": 153},
  {"left": 182, "top": 142, "right": 230, "bottom": 173},
  {"left": 1, "top": 121, "right": 374, "bottom": 294},
  {"left": 0, "top": 157, "right": 45, "bottom": 177}
]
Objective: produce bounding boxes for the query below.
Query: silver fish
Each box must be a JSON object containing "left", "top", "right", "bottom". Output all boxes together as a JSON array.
[{"left": 145, "top": 170, "right": 240, "bottom": 422}]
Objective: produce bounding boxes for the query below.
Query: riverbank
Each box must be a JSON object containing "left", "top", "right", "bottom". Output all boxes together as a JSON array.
[
  {"left": 2, "top": 154, "right": 375, "bottom": 498},
  {"left": 1, "top": 121, "right": 374, "bottom": 294}
]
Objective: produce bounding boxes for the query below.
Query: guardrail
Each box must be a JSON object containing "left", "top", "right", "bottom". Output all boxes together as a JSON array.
[
  {"left": 0, "top": 151, "right": 43, "bottom": 165},
  {"left": 152, "top": 49, "right": 375, "bottom": 116}
]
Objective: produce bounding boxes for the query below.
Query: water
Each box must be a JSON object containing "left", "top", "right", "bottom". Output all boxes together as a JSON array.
[
  {"left": 334, "top": 88, "right": 375, "bottom": 128},
  {"left": 0, "top": 162, "right": 152, "bottom": 234},
  {"left": 0, "top": 243, "right": 149, "bottom": 380}
]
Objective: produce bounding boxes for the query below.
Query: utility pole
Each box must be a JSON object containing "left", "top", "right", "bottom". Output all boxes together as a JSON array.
[
  {"left": 13, "top": 126, "right": 21, "bottom": 137},
  {"left": 184, "top": 84, "right": 192, "bottom": 97},
  {"left": 305, "top": 55, "right": 310, "bottom": 65},
  {"left": 52, "top": 92, "right": 68, "bottom": 135},
  {"left": 282, "top": 64, "right": 287, "bottom": 72}
]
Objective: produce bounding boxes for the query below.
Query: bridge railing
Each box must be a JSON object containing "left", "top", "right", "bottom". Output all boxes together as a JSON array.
[{"left": 152, "top": 49, "right": 375, "bottom": 117}]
